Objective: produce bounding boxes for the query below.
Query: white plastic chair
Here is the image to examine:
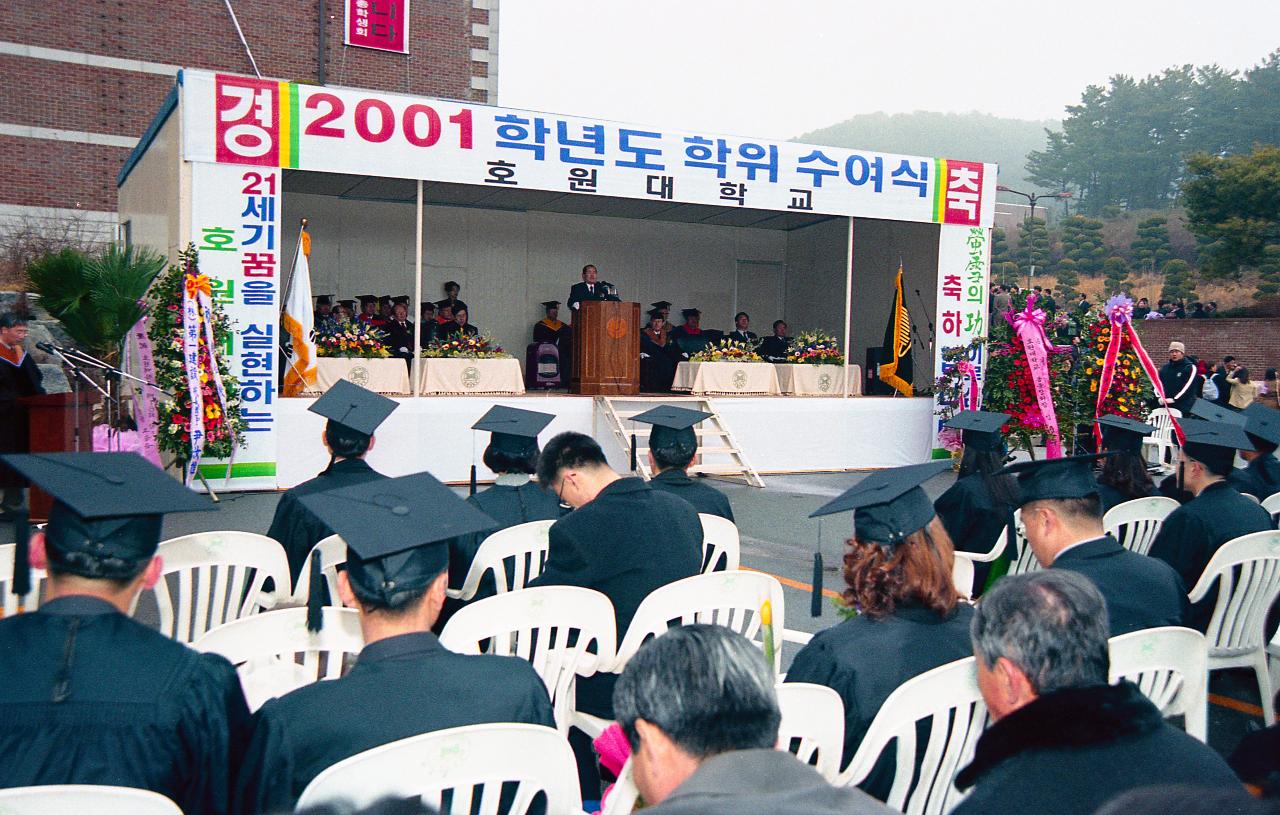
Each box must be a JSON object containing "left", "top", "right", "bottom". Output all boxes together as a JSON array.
[
  {"left": 699, "top": 513, "right": 741, "bottom": 572},
  {"left": 1143, "top": 408, "right": 1181, "bottom": 473},
  {"left": 439, "top": 586, "right": 617, "bottom": 734},
  {"left": 1187, "top": 530, "right": 1280, "bottom": 724},
  {"left": 1103, "top": 496, "right": 1180, "bottom": 556},
  {"left": 952, "top": 555, "right": 976, "bottom": 600},
  {"left": 144, "top": 532, "right": 291, "bottom": 643},
  {"left": 1005, "top": 509, "right": 1040, "bottom": 576},
  {"left": 0, "top": 785, "right": 181, "bottom": 814},
  {"left": 1243, "top": 492, "right": 1262, "bottom": 505},
  {"left": 193, "top": 606, "right": 364, "bottom": 711},
  {"left": 1108, "top": 626, "right": 1208, "bottom": 741},
  {"left": 1262, "top": 491, "right": 1280, "bottom": 526},
  {"left": 289, "top": 534, "right": 347, "bottom": 605},
  {"left": 838, "top": 656, "right": 987, "bottom": 815},
  {"left": 776, "top": 682, "right": 846, "bottom": 782},
  {"left": 0, "top": 542, "right": 45, "bottom": 616},
  {"left": 294, "top": 723, "right": 583, "bottom": 814},
  {"left": 446, "top": 519, "right": 555, "bottom": 602}
]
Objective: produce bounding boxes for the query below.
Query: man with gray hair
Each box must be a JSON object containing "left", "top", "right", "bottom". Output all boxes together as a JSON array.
[
  {"left": 952, "top": 571, "right": 1236, "bottom": 815},
  {"left": 613, "top": 625, "right": 892, "bottom": 815}
]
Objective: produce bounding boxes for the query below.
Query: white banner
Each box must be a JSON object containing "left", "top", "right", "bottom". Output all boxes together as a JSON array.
[
  {"left": 932, "top": 224, "right": 992, "bottom": 454},
  {"left": 190, "top": 161, "right": 282, "bottom": 490},
  {"left": 182, "top": 69, "right": 997, "bottom": 228}
]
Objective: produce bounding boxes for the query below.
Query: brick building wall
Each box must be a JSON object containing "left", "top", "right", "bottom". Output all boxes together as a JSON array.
[{"left": 1133, "top": 318, "right": 1280, "bottom": 376}]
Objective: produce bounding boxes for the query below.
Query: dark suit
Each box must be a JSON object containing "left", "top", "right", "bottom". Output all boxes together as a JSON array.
[
  {"left": 648, "top": 468, "right": 734, "bottom": 522},
  {"left": 438, "top": 322, "right": 479, "bottom": 339},
  {"left": 757, "top": 335, "right": 791, "bottom": 362},
  {"left": 0, "top": 596, "right": 251, "bottom": 815},
  {"left": 726, "top": 330, "right": 758, "bottom": 344},
  {"left": 567, "top": 281, "right": 619, "bottom": 311},
  {"left": 235, "top": 632, "right": 554, "bottom": 813},
  {"left": 1050, "top": 536, "right": 1187, "bottom": 635},
  {"left": 1228, "top": 454, "right": 1280, "bottom": 501}
]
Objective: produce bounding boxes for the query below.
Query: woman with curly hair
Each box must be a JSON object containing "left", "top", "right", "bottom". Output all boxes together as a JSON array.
[{"left": 785, "top": 461, "right": 973, "bottom": 801}]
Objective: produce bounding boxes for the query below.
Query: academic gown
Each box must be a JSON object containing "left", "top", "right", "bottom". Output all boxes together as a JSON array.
[
  {"left": 1228, "top": 454, "right": 1280, "bottom": 501},
  {"left": 668, "top": 326, "right": 721, "bottom": 358},
  {"left": 784, "top": 603, "right": 976, "bottom": 801},
  {"left": 0, "top": 596, "right": 251, "bottom": 815},
  {"left": 234, "top": 631, "right": 555, "bottom": 814},
  {"left": 438, "top": 322, "right": 479, "bottom": 339},
  {"left": 1148, "top": 480, "right": 1274, "bottom": 629},
  {"left": 640, "top": 330, "right": 679, "bottom": 392},
  {"left": 934, "top": 475, "right": 1015, "bottom": 593},
  {"left": 1050, "top": 536, "right": 1188, "bottom": 635},
  {"left": 267, "top": 458, "right": 387, "bottom": 585},
  {"left": 648, "top": 469, "right": 734, "bottom": 522},
  {"left": 532, "top": 319, "right": 570, "bottom": 347},
  {"left": 0, "top": 343, "right": 44, "bottom": 489}
]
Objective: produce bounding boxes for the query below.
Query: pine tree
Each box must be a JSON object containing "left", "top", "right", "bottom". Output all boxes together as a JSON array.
[
  {"left": 1058, "top": 215, "right": 1106, "bottom": 277},
  {"left": 1055, "top": 258, "right": 1080, "bottom": 296},
  {"left": 1160, "top": 259, "right": 1196, "bottom": 301},
  {"left": 1102, "top": 256, "right": 1130, "bottom": 296},
  {"left": 1015, "top": 217, "right": 1052, "bottom": 274},
  {"left": 1130, "top": 216, "right": 1174, "bottom": 273},
  {"left": 1257, "top": 244, "right": 1280, "bottom": 300}
]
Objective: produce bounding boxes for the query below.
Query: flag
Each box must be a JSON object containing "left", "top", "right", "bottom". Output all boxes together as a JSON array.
[
  {"left": 282, "top": 228, "right": 317, "bottom": 397},
  {"left": 878, "top": 264, "right": 914, "bottom": 397}
]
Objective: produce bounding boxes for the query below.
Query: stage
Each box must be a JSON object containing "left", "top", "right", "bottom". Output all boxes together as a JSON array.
[{"left": 273, "top": 394, "right": 936, "bottom": 489}]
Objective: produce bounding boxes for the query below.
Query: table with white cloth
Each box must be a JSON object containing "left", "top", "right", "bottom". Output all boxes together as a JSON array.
[
  {"left": 304, "top": 357, "right": 411, "bottom": 396},
  {"left": 774, "top": 363, "right": 864, "bottom": 396},
  {"left": 672, "top": 361, "right": 781, "bottom": 396},
  {"left": 420, "top": 357, "right": 526, "bottom": 395}
]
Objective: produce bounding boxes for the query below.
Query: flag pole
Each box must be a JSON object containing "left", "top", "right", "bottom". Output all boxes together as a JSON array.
[
  {"left": 280, "top": 218, "right": 307, "bottom": 314},
  {"left": 412, "top": 180, "right": 423, "bottom": 397},
  {"left": 842, "top": 218, "right": 854, "bottom": 400}
]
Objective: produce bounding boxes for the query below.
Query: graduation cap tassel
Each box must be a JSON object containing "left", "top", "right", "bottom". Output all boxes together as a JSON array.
[
  {"left": 630, "top": 434, "right": 638, "bottom": 472},
  {"left": 810, "top": 552, "right": 824, "bottom": 618},
  {"left": 469, "top": 465, "right": 478, "bottom": 497},
  {"left": 12, "top": 509, "right": 31, "bottom": 600},
  {"left": 305, "top": 551, "right": 324, "bottom": 633}
]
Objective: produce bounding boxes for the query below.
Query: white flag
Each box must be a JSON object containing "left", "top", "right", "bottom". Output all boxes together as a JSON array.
[{"left": 282, "top": 229, "right": 317, "bottom": 396}]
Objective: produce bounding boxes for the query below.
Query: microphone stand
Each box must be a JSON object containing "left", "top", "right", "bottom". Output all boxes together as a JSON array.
[
  {"left": 43, "top": 346, "right": 108, "bottom": 453},
  {"left": 55, "top": 345, "right": 162, "bottom": 453},
  {"left": 913, "top": 288, "right": 936, "bottom": 352}
]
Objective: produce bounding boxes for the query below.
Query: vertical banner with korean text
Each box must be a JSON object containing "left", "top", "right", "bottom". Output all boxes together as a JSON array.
[
  {"left": 346, "top": 0, "right": 408, "bottom": 53},
  {"left": 932, "top": 224, "right": 992, "bottom": 455},
  {"left": 190, "top": 161, "right": 281, "bottom": 489}
]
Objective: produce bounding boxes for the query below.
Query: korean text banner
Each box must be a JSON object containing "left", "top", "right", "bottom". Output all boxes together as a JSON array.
[
  {"left": 932, "top": 224, "right": 992, "bottom": 453},
  {"left": 182, "top": 70, "right": 998, "bottom": 228},
  {"left": 346, "top": 0, "right": 408, "bottom": 53}
]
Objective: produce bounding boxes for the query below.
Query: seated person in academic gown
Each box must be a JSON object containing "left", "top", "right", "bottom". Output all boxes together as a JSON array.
[
  {"left": 312, "top": 295, "right": 333, "bottom": 329},
  {"left": 334, "top": 299, "right": 356, "bottom": 325},
  {"left": 757, "top": 319, "right": 791, "bottom": 362},
  {"left": 668, "top": 308, "right": 721, "bottom": 358},
  {"left": 999, "top": 453, "right": 1187, "bottom": 636},
  {"left": 438, "top": 306, "right": 479, "bottom": 339},
  {"left": 632, "top": 405, "right": 734, "bottom": 523},
  {"left": 383, "top": 296, "right": 415, "bottom": 367},
  {"left": 436, "top": 302, "right": 455, "bottom": 326},
  {"left": 532, "top": 300, "right": 571, "bottom": 348},
  {"left": 266, "top": 380, "right": 398, "bottom": 584},
  {"left": 418, "top": 302, "right": 438, "bottom": 347},
  {"left": 1157, "top": 398, "right": 1241, "bottom": 504},
  {"left": 640, "top": 309, "right": 680, "bottom": 392},
  {"left": 356, "top": 294, "right": 386, "bottom": 328},
  {"left": 377, "top": 295, "right": 394, "bottom": 321},
  {"left": 786, "top": 461, "right": 975, "bottom": 801},
  {"left": 0, "top": 452, "right": 250, "bottom": 815},
  {"left": 725, "top": 311, "right": 758, "bottom": 343},
  {"left": 1228, "top": 402, "right": 1280, "bottom": 500},
  {"left": 1149, "top": 417, "right": 1274, "bottom": 629},
  {"left": 650, "top": 300, "right": 673, "bottom": 342},
  {"left": 1094, "top": 415, "right": 1158, "bottom": 512},
  {"left": 934, "top": 411, "right": 1018, "bottom": 594},
  {"left": 235, "top": 473, "right": 556, "bottom": 814}
]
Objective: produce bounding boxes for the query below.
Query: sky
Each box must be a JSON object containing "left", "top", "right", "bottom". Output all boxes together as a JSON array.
[{"left": 497, "top": 0, "right": 1280, "bottom": 141}]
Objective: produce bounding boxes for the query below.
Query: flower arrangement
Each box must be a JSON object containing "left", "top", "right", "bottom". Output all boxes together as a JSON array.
[
  {"left": 1073, "top": 302, "right": 1155, "bottom": 420},
  {"left": 786, "top": 330, "right": 845, "bottom": 365},
  {"left": 421, "top": 333, "right": 510, "bottom": 359},
  {"left": 933, "top": 339, "right": 986, "bottom": 452},
  {"left": 316, "top": 320, "right": 391, "bottom": 358},
  {"left": 147, "top": 245, "right": 244, "bottom": 462},
  {"left": 690, "top": 339, "right": 763, "bottom": 363}
]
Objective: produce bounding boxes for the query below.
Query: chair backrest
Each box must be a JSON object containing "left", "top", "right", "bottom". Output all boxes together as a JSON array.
[
  {"left": 1006, "top": 509, "right": 1040, "bottom": 576},
  {"left": 193, "top": 606, "right": 364, "bottom": 711},
  {"left": 1108, "top": 626, "right": 1208, "bottom": 741},
  {"left": 454, "top": 519, "right": 555, "bottom": 601},
  {"left": 699, "top": 513, "right": 741, "bottom": 572},
  {"left": 1146, "top": 407, "right": 1181, "bottom": 437},
  {"left": 952, "top": 555, "right": 976, "bottom": 600},
  {"left": 1188, "top": 530, "right": 1280, "bottom": 654},
  {"left": 615, "top": 570, "right": 786, "bottom": 675},
  {"left": 294, "top": 723, "right": 583, "bottom": 814},
  {"left": 0, "top": 542, "right": 45, "bottom": 616},
  {"left": 145, "top": 532, "right": 291, "bottom": 643},
  {"left": 776, "top": 682, "right": 846, "bottom": 782},
  {"left": 1262, "top": 491, "right": 1280, "bottom": 526},
  {"left": 1103, "top": 496, "right": 1180, "bottom": 556},
  {"left": 0, "top": 785, "right": 181, "bottom": 814},
  {"left": 289, "top": 534, "right": 348, "bottom": 604},
  {"left": 1243, "top": 492, "right": 1262, "bottom": 505},
  {"left": 439, "top": 586, "right": 617, "bottom": 733},
  {"left": 838, "top": 656, "right": 987, "bottom": 815}
]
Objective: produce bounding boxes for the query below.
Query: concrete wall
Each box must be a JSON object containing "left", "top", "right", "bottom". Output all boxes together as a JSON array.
[
  {"left": 116, "top": 113, "right": 181, "bottom": 257},
  {"left": 1134, "top": 318, "right": 1280, "bottom": 378}
]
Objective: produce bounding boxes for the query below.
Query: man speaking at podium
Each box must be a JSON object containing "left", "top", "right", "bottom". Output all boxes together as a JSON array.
[{"left": 567, "top": 264, "right": 621, "bottom": 313}]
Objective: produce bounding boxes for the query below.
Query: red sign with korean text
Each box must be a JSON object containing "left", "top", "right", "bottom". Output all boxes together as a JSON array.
[
  {"left": 942, "top": 160, "right": 984, "bottom": 226},
  {"left": 214, "top": 75, "right": 280, "bottom": 166},
  {"left": 346, "top": 0, "right": 409, "bottom": 54}
]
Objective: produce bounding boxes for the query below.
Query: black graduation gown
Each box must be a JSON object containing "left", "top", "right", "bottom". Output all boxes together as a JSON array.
[
  {"left": 757, "top": 335, "right": 790, "bottom": 362},
  {"left": 532, "top": 319, "right": 570, "bottom": 347},
  {"left": 784, "top": 603, "right": 975, "bottom": 800},
  {"left": 438, "top": 322, "right": 479, "bottom": 339},
  {"left": 528, "top": 477, "right": 703, "bottom": 717},
  {"left": 1050, "top": 536, "right": 1188, "bottom": 635},
  {"left": 952, "top": 683, "right": 1238, "bottom": 815},
  {"left": 648, "top": 469, "right": 734, "bottom": 522},
  {"left": 417, "top": 319, "right": 438, "bottom": 349},
  {"left": 1158, "top": 358, "right": 1199, "bottom": 414},
  {"left": 640, "top": 332, "right": 679, "bottom": 392},
  {"left": 1148, "top": 480, "right": 1274, "bottom": 629},
  {"left": 1228, "top": 453, "right": 1280, "bottom": 501},
  {"left": 0, "top": 345, "right": 45, "bottom": 489},
  {"left": 668, "top": 326, "right": 720, "bottom": 358},
  {"left": 1096, "top": 480, "right": 1156, "bottom": 513},
  {"left": 934, "top": 476, "right": 1014, "bottom": 592},
  {"left": 266, "top": 458, "right": 387, "bottom": 585},
  {"left": 234, "top": 631, "right": 555, "bottom": 814},
  {"left": 0, "top": 596, "right": 251, "bottom": 815}
]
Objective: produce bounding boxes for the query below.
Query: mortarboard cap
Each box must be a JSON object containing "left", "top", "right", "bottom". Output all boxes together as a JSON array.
[
  {"left": 1179, "top": 417, "right": 1255, "bottom": 473},
  {"left": 651, "top": 301, "right": 673, "bottom": 310},
  {"left": 315, "top": 295, "right": 333, "bottom": 306},
  {"left": 1097, "top": 414, "right": 1156, "bottom": 453},
  {"left": 680, "top": 308, "right": 701, "bottom": 318},
  {"left": 338, "top": 299, "right": 356, "bottom": 310},
  {"left": 1242, "top": 403, "right": 1280, "bottom": 448},
  {"left": 378, "top": 295, "right": 392, "bottom": 304},
  {"left": 998, "top": 454, "right": 1108, "bottom": 506},
  {"left": 420, "top": 301, "right": 436, "bottom": 311},
  {"left": 357, "top": 294, "right": 378, "bottom": 304},
  {"left": 541, "top": 300, "right": 561, "bottom": 309},
  {"left": 632, "top": 405, "right": 713, "bottom": 452},
  {"left": 472, "top": 405, "right": 555, "bottom": 457},
  {"left": 647, "top": 307, "right": 665, "bottom": 320},
  {"left": 1190, "top": 398, "right": 1247, "bottom": 427},
  {"left": 944, "top": 410, "right": 1010, "bottom": 453},
  {"left": 391, "top": 295, "right": 410, "bottom": 306},
  {"left": 810, "top": 460, "right": 950, "bottom": 545},
  {"left": 308, "top": 379, "right": 398, "bottom": 437}
]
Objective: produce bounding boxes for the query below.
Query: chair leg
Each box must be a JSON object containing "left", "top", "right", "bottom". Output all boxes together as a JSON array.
[{"left": 1255, "top": 650, "right": 1276, "bottom": 724}]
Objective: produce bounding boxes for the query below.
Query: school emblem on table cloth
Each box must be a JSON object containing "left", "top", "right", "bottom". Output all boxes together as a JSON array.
[
  {"left": 818, "top": 372, "right": 833, "bottom": 392},
  {"left": 461, "top": 366, "right": 481, "bottom": 389},
  {"left": 346, "top": 365, "right": 370, "bottom": 387},
  {"left": 733, "top": 369, "right": 748, "bottom": 390}
]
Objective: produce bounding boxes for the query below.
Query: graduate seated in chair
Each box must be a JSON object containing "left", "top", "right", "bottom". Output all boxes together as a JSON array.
[{"left": 632, "top": 405, "right": 733, "bottom": 521}]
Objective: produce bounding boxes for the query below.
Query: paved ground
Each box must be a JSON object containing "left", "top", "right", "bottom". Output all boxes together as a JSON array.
[{"left": 2, "top": 470, "right": 1270, "bottom": 761}]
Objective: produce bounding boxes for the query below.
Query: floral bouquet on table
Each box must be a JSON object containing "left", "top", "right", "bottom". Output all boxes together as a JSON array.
[
  {"left": 315, "top": 320, "right": 391, "bottom": 358},
  {"left": 690, "top": 339, "right": 763, "bottom": 363},
  {"left": 421, "top": 333, "right": 511, "bottom": 359},
  {"left": 786, "top": 330, "right": 845, "bottom": 365}
]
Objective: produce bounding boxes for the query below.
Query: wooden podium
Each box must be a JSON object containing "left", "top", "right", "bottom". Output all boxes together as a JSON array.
[
  {"left": 571, "top": 301, "right": 640, "bottom": 395},
  {"left": 20, "top": 392, "right": 99, "bottom": 521}
]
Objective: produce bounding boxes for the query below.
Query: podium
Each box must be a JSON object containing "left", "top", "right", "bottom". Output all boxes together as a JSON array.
[
  {"left": 20, "top": 392, "right": 99, "bottom": 521},
  {"left": 571, "top": 301, "right": 640, "bottom": 395}
]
